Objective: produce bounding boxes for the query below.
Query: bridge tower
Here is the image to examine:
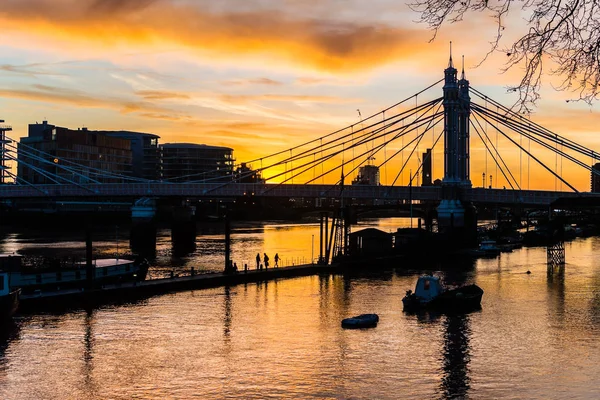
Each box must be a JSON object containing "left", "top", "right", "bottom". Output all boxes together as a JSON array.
[
  {"left": 437, "top": 50, "right": 475, "bottom": 241},
  {"left": 457, "top": 56, "right": 471, "bottom": 186}
]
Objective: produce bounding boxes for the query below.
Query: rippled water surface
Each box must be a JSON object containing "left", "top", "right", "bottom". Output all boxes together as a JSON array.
[{"left": 1, "top": 219, "right": 600, "bottom": 399}]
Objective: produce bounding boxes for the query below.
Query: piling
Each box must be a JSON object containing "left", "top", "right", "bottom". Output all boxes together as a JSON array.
[
  {"left": 547, "top": 241, "right": 565, "bottom": 270},
  {"left": 224, "top": 208, "right": 231, "bottom": 272},
  {"left": 85, "top": 227, "right": 94, "bottom": 289}
]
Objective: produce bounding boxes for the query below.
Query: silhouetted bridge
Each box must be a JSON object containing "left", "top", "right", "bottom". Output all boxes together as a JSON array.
[{"left": 2, "top": 54, "right": 600, "bottom": 217}]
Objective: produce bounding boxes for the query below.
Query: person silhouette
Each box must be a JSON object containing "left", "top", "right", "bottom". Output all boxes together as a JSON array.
[
  {"left": 256, "top": 253, "right": 261, "bottom": 269},
  {"left": 274, "top": 253, "right": 279, "bottom": 267},
  {"left": 263, "top": 253, "right": 269, "bottom": 269}
]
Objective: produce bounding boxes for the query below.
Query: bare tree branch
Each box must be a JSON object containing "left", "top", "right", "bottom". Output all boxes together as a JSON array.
[{"left": 410, "top": 0, "right": 600, "bottom": 111}]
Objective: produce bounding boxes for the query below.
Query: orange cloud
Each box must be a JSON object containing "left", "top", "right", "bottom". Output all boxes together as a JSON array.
[
  {"left": 138, "top": 113, "right": 182, "bottom": 121},
  {"left": 219, "top": 78, "right": 284, "bottom": 86},
  {"left": 0, "top": 0, "right": 439, "bottom": 73}
]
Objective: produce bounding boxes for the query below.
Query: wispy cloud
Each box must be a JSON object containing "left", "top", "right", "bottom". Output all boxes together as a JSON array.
[
  {"left": 0, "top": 63, "right": 64, "bottom": 77},
  {"left": 136, "top": 90, "right": 190, "bottom": 100},
  {"left": 296, "top": 77, "right": 330, "bottom": 85},
  {"left": 219, "top": 78, "right": 284, "bottom": 86},
  {"left": 0, "top": 84, "right": 188, "bottom": 120},
  {"left": 218, "top": 93, "right": 361, "bottom": 105}
]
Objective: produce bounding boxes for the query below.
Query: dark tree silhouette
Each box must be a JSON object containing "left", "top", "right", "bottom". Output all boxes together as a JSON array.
[{"left": 410, "top": 0, "right": 600, "bottom": 111}]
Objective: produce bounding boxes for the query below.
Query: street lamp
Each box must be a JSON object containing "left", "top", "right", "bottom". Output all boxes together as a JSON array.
[{"left": 482, "top": 172, "right": 486, "bottom": 188}]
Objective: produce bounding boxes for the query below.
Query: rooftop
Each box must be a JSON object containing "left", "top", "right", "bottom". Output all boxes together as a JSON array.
[{"left": 161, "top": 143, "right": 233, "bottom": 151}]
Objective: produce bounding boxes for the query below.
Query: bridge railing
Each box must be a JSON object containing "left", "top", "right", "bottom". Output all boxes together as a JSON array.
[
  {"left": 466, "top": 188, "right": 582, "bottom": 205},
  {"left": 0, "top": 182, "right": 595, "bottom": 207}
]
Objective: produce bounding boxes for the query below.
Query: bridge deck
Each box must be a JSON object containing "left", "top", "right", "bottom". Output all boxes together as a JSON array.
[{"left": 0, "top": 183, "right": 594, "bottom": 206}]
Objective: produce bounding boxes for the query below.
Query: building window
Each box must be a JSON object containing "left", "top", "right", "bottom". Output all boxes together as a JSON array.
[{"left": 150, "top": 138, "right": 158, "bottom": 146}]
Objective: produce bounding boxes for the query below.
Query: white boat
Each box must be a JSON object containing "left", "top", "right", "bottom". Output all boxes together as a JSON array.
[
  {"left": 0, "top": 254, "right": 148, "bottom": 296},
  {"left": 402, "top": 275, "right": 484, "bottom": 312}
]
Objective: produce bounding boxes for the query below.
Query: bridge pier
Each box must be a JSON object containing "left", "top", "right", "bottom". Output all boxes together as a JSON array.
[
  {"left": 512, "top": 204, "right": 523, "bottom": 230},
  {"left": 130, "top": 221, "right": 157, "bottom": 259},
  {"left": 345, "top": 206, "right": 358, "bottom": 225},
  {"left": 436, "top": 187, "right": 478, "bottom": 248},
  {"left": 171, "top": 205, "right": 197, "bottom": 256},
  {"left": 130, "top": 198, "right": 157, "bottom": 259}
]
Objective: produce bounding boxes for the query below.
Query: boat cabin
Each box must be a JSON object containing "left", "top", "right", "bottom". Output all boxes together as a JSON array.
[
  {"left": 479, "top": 240, "right": 499, "bottom": 250},
  {"left": 348, "top": 228, "right": 393, "bottom": 257},
  {"left": 413, "top": 275, "right": 444, "bottom": 301},
  {"left": 0, "top": 272, "right": 10, "bottom": 296}
]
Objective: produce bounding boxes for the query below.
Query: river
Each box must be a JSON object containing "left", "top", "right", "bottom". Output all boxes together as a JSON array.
[{"left": 0, "top": 218, "right": 599, "bottom": 399}]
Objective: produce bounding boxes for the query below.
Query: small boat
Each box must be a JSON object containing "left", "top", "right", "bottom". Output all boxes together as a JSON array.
[
  {"left": 463, "top": 240, "right": 502, "bottom": 258},
  {"left": 0, "top": 271, "right": 19, "bottom": 319},
  {"left": 402, "top": 275, "right": 483, "bottom": 312},
  {"left": 479, "top": 240, "right": 501, "bottom": 256},
  {"left": 341, "top": 313, "right": 379, "bottom": 329}
]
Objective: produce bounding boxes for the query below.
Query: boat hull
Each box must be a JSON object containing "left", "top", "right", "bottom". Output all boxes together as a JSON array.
[
  {"left": 402, "top": 284, "right": 483, "bottom": 312},
  {"left": 0, "top": 289, "right": 20, "bottom": 319}
]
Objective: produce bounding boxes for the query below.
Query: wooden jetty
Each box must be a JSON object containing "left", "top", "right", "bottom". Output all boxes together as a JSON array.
[{"left": 19, "top": 264, "right": 337, "bottom": 311}]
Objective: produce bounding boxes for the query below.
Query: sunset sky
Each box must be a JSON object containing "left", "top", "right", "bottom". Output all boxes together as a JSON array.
[{"left": 0, "top": 0, "right": 598, "bottom": 190}]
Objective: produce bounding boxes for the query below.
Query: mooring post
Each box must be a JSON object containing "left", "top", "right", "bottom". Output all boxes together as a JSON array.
[{"left": 224, "top": 207, "right": 231, "bottom": 272}]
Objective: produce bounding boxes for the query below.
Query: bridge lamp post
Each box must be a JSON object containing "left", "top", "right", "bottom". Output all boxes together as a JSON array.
[
  {"left": 482, "top": 172, "right": 486, "bottom": 188},
  {"left": 312, "top": 234, "right": 314, "bottom": 264},
  {"left": 489, "top": 175, "right": 493, "bottom": 189}
]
